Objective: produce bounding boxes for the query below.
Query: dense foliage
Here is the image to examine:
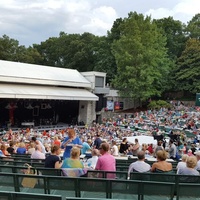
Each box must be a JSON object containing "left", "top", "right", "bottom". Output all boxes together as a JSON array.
[
  {"left": 1, "top": 12, "right": 200, "bottom": 101},
  {"left": 147, "top": 100, "right": 171, "bottom": 110}
]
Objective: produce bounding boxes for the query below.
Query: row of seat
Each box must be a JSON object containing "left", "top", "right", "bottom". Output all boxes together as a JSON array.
[
  {"left": 0, "top": 191, "right": 120, "bottom": 200},
  {"left": 0, "top": 170, "right": 200, "bottom": 199},
  {"left": 0, "top": 171, "right": 175, "bottom": 200},
  {"left": 0, "top": 191, "right": 61, "bottom": 200}
]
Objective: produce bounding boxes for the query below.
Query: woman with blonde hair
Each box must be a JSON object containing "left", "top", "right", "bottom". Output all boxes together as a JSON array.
[
  {"left": 177, "top": 156, "right": 199, "bottom": 175},
  {"left": 151, "top": 150, "right": 172, "bottom": 172},
  {"left": 0, "top": 144, "right": 10, "bottom": 156},
  {"left": 53, "top": 136, "right": 61, "bottom": 147},
  {"left": 176, "top": 154, "right": 188, "bottom": 174},
  {"left": 27, "top": 142, "right": 35, "bottom": 155},
  {"left": 59, "top": 147, "right": 84, "bottom": 168}
]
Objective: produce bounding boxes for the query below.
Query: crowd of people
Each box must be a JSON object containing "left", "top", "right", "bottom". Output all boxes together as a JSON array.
[{"left": 0, "top": 103, "right": 200, "bottom": 177}]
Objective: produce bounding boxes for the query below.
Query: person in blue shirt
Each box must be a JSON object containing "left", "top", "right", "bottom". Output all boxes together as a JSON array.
[
  {"left": 61, "top": 128, "right": 82, "bottom": 159},
  {"left": 81, "top": 138, "right": 91, "bottom": 155}
]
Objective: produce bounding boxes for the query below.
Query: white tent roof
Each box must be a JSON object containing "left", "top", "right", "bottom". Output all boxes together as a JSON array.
[
  {"left": 126, "top": 136, "right": 157, "bottom": 145},
  {"left": 0, "top": 84, "right": 98, "bottom": 101},
  {"left": 0, "top": 60, "right": 91, "bottom": 88}
]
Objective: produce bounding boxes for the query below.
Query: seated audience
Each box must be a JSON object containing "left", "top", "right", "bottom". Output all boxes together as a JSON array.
[
  {"left": 95, "top": 142, "right": 116, "bottom": 171},
  {"left": 0, "top": 149, "right": 6, "bottom": 157},
  {"left": 154, "top": 140, "right": 163, "bottom": 155},
  {"left": 32, "top": 136, "right": 46, "bottom": 154},
  {"left": 31, "top": 145, "right": 45, "bottom": 159},
  {"left": 111, "top": 140, "right": 119, "bottom": 156},
  {"left": 128, "top": 150, "right": 151, "bottom": 177},
  {"left": 7, "top": 141, "right": 16, "bottom": 154},
  {"left": 60, "top": 147, "right": 84, "bottom": 168},
  {"left": 195, "top": 151, "right": 200, "bottom": 170},
  {"left": 87, "top": 149, "right": 99, "bottom": 169},
  {"left": 53, "top": 136, "right": 61, "bottom": 147},
  {"left": 178, "top": 156, "right": 199, "bottom": 175},
  {"left": 1, "top": 144, "right": 10, "bottom": 156},
  {"left": 16, "top": 142, "right": 27, "bottom": 155},
  {"left": 27, "top": 142, "right": 35, "bottom": 155},
  {"left": 45, "top": 145, "right": 61, "bottom": 168},
  {"left": 119, "top": 138, "right": 129, "bottom": 154},
  {"left": 177, "top": 155, "right": 199, "bottom": 175},
  {"left": 151, "top": 150, "right": 172, "bottom": 172},
  {"left": 176, "top": 154, "right": 188, "bottom": 174},
  {"left": 147, "top": 143, "right": 154, "bottom": 155},
  {"left": 81, "top": 137, "right": 91, "bottom": 155}
]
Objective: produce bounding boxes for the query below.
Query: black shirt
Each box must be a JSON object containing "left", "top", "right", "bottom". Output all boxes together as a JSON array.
[
  {"left": 94, "top": 137, "right": 102, "bottom": 149},
  {"left": 45, "top": 155, "right": 60, "bottom": 168},
  {"left": 7, "top": 147, "right": 15, "bottom": 154}
]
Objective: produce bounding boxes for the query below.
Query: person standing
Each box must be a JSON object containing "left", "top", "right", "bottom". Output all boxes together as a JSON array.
[
  {"left": 93, "top": 133, "right": 102, "bottom": 150},
  {"left": 61, "top": 128, "right": 82, "bottom": 159},
  {"left": 132, "top": 138, "right": 140, "bottom": 156},
  {"left": 169, "top": 140, "right": 177, "bottom": 160}
]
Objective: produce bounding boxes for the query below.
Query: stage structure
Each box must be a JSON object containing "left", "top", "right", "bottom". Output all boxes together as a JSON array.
[{"left": 0, "top": 60, "right": 100, "bottom": 128}]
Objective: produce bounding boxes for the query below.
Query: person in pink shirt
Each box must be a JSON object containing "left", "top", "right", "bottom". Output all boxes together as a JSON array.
[
  {"left": 31, "top": 145, "right": 45, "bottom": 159},
  {"left": 95, "top": 142, "right": 116, "bottom": 178}
]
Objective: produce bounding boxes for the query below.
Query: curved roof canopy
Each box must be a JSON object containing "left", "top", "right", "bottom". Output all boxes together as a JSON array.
[
  {"left": 0, "top": 60, "right": 91, "bottom": 88},
  {"left": 0, "top": 60, "right": 98, "bottom": 101}
]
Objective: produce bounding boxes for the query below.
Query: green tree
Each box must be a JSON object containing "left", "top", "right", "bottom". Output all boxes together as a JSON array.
[
  {"left": 33, "top": 36, "right": 61, "bottom": 67},
  {"left": 34, "top": 32, "right": 97, "bottom": 71},
  {"left": 107, "top": 18, "right": 124, "bottom": 42},
  {"left": 92, "top": 36, "right": 117, "bottom": 83},
  {"left": 186, "top": 13, "right": 200, "bottom": 39},
  {"left": 0, "top": 34, "right": 20, "bottom": 61},
  {"left": 175, "top": 38, "right": 200, "bottom": 93},
  {"left": 154, "top": 17, "right": 187, "bottom": 60},
  {"left": 0, "top": 34, "right": 42, "bottom": 63},
  {"left": 112, "top": 12, "right": 171, "bottom": 100}
]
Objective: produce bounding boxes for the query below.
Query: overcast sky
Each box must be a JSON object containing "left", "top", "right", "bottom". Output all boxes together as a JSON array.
[{"left": 0, "top": 0, "right": 200, "bottom": 46}]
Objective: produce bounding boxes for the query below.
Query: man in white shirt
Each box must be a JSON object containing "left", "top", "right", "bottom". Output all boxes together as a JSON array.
[
  {"left": 87, "top": 149, "right": 99, "bottom": 169},
  {"left": 32, "top": 136, "right": 46, "bottom": 154},
  {"left": 111, "top": 140, "right": 119, "bottom": 156},
  {"left": 128, "top": 151, "right": 151, "bottom": 177},
  {"left": 31, "top": 145, "right": 45, "bottom": 159},
  {"left": 195, "top": 151, "right": 200, "bottom": 170}
]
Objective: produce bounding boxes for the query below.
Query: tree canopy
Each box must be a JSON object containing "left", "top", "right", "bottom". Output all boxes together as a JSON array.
[
  {"left": 111, "top": 12, "right": 171, "bottom": 100},
  {"left": 175, "top": 38, "right": 200, "bottom": 93}
]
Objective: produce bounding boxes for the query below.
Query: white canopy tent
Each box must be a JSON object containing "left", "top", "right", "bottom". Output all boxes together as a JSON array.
[{"left": 126, "top": 135, "right": 157, "bottom": 145}]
